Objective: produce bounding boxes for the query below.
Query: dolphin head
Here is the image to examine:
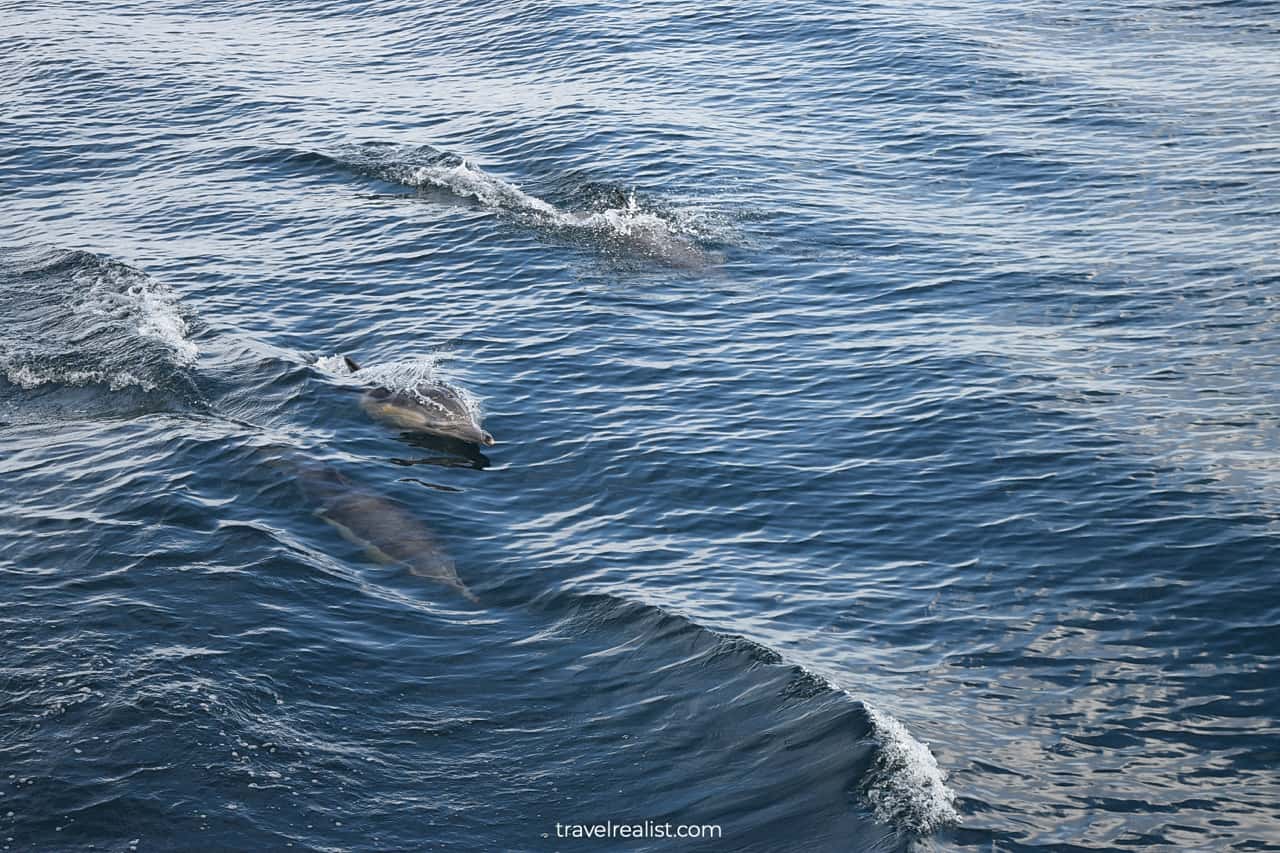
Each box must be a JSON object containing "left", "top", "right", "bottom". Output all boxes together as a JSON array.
[
  {"left": 457, "top": 423, "right": 496, "bottom": 447},
  {"left": 436, "top": 419, "right": 494, "bottom": 447}
]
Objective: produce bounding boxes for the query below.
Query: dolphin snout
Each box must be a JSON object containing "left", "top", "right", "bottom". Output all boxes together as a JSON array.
[{"left": 460, "top": 423, "right": 495, "bottom": 446}]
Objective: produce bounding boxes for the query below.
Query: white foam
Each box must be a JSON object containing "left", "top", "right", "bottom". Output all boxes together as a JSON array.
[
  {"left": 78, "top": 262, "right": 199, "bottom": 366},
  {"left": 132, "top": 282, "right": 198, "bottom": 365},
  {"left": 4, "top": 365, "right": 155, "bottom": 392},
  {"left": 313, "top": 354, "right": 357, "bottom": 376},
  {"left": 860, "top": 706, "right": 958, "bottom": 836},
  {"left": 0, "top": 251, "right": 198, "bottom": 393},
  {"left": 320, "top": 354, "right": 441, "bottom": 390},
  {"left": 396, "top": 160, "right": 560, "bottom": 219},
  {"left": 561, "top": 190, "right": 681, "bottom": 237},
  {"left": 386, "top": 156, "right": 715, "bottom": 264}
]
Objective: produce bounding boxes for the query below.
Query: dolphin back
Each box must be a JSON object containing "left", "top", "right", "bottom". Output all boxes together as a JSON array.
[{"left": 359, "top": 382, "right": 493, "bottom": 445}]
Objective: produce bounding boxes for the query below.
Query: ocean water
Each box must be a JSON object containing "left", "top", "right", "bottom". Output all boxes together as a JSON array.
[{"left": 2, "top": 1, "right": 1278, "bottom": 850}]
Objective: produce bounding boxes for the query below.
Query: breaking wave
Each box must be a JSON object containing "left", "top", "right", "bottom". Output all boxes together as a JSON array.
[
  {"left": 549, "top": 592, "right": 959, "bottom": 842},
  {"left": 860, "top": 706, "right": 959, "bottom": 836},
  {"left": 325, "top": 142, "right": 724, "bottom": 268},
  {"left": 0, "top": 247, "right": 198, "bottom": 393}
]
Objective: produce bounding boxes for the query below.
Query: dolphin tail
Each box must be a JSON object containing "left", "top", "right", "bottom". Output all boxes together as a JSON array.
[
  {"left": 457, "top": 582, "right": 482, "bottom": 605},
  {"left": 343, "top": 355, "right": 361, "bottom": 372}
]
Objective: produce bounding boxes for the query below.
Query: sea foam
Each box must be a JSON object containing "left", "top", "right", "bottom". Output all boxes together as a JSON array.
[
  {"left": 859, "top": 706, "right": 959, "bottom": 836},
  {"left": 0, "top": 249, "right": 198, "bottom": 392},
  {"left": 337, "top": 143, "right": 721, "bottom": 267}
]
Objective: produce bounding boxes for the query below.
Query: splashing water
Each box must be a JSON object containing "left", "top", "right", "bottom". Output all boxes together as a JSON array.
[
  {"left": 392, "top": 159, "right": 561, "bottom": 220},
  {"left": 0, "top": 248, "right": 198, "bottom": 392},
  {"left": 314, "top": 353, "right": 484, "bottom": 423},
  {"left": 313, "top": 353, "right": 360, "bottom": 377},
  {"left": 859, "top": 706, "right": 959, "bottom": 837},
  {"left": 335, "top": 144, "right": 723, "bottom": 268},
  {"left": 78, "top": 260, "right": 199, "bottom": 366}
]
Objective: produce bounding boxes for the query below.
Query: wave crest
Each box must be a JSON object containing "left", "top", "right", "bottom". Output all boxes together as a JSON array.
[
  {"left": 0, "top": 248, "right": 198, "bottom": 393},
  {"left": 859, "top": 706, "right": 959, "bottom": 836}
]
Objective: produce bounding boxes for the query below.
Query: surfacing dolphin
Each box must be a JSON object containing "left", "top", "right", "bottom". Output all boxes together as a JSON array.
[
  {"left": 287, "top": 457, "right": 480, "bottom": 604},
  {"left": 343, "top": 357, "right": 495, "bottom": 447},
  {"left": 587, "top": 215, "right": 722, "bottom": 271}
]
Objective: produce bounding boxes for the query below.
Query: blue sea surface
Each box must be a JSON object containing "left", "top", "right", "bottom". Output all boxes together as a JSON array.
[{"left": 2, "top": 1, "right": 1279, "bottom": 851}]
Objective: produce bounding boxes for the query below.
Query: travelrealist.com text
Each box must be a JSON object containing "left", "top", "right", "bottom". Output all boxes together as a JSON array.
[{"left": 554, "top": 821, "right": 723, "bottom": 840}]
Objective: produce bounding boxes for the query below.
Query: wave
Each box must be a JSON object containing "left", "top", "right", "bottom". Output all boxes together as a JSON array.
[
  {"left": 325, "top": 142, "right": 724, "bottom": 269},
  {"left": 537, "top": 591, "right": 959, "bottom": 842},
  {"left": 0, "top": 247, "right": 199, "bottom": 395}
]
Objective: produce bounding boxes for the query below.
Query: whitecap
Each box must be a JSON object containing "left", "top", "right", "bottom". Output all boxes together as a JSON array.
[
  {"left": 4, "top": 364, "right": 156, "bottom": 392},
  {"left": 859, "top": 706, "right": 959, "bottom": 836},
  {"left": 73, "top": 258, "right": 199, "bottom": 366},
  {"left": 0, "top": 248, "right": 198, "bottom": 394}
]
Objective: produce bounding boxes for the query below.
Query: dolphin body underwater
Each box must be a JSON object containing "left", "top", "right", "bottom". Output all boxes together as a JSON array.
[
  {"left": 341, "top": 357, "right": 495, "bottom": 447},
  {"left": 285, "top": 457, "right": 480, "bottom": 604}
]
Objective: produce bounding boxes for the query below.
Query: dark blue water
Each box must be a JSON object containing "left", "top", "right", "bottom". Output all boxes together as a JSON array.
[{"left": 3, "top": 2, "right": 1279, "bottom": 850}]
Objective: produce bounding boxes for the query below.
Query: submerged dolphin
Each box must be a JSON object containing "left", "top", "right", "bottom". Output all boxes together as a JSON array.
[
  {"left": 343, "top": 357, "right": 495, "bottom": 447},
  {"left": 607, "top": 220, "right": 721, "bottom": 270},
  {"left": 289, "top": 458, "right": 479, "bottom": 604}
]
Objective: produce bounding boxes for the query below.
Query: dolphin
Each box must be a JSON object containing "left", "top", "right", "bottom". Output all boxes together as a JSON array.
[
  {"left": 288, "top": 458, "right": 480, "bottom": 604},
  {"left": 610, "top": 220, "right": 722, "bottom": 270},
  {"left": 343, "top": 357, "right": 495, "bottom": 447}
]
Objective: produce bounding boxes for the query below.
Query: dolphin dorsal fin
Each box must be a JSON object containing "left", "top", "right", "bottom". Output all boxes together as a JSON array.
[{"left": 343, "top": 356, "right": 361, "bottom": 373}]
